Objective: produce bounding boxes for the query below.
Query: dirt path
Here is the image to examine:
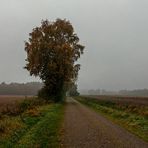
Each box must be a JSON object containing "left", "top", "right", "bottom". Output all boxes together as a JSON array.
[{"left": 60, "top": 97, "right": 148, "bottom": 148}]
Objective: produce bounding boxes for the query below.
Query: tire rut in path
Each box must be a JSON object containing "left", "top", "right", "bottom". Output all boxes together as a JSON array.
[{"left": 60, "top": 97, "right": 148, "bottom": 148}]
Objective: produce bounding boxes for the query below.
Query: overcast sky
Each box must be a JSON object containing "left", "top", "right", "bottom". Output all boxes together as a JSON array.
[{"left": 0, "top": 0, "right": 148, "bottom": 90}]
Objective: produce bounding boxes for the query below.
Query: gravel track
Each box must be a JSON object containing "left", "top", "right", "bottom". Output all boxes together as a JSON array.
[{"left": 60, "top": 97, "right": 148, "bottom": 148}]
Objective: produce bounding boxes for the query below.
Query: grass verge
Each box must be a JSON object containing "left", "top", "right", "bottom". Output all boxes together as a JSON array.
[
  {"left": 75, "top": 96, "right": 148, "bottom": 142},
  {"left": 0, "top": 101, "right": 64, "bottom": 148}
]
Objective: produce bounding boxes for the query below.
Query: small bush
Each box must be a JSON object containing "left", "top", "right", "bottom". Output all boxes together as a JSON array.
[
  {"left": 19, "top": 99, "right": 32, "bottom": 112},
  {"left": 38, "top": 87, "right": 48, "bottom": 100},
  {"left": 25, "top": 108, "right": 40, "bottom": 117},
  {"left": 0, "top": 113, "right": 3, "bottom": 120},
  {"left": 0, "top": 122, "right": 6, "bottom": 133}
]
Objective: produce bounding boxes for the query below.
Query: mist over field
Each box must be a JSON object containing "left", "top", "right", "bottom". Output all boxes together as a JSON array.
[{"left": 0, "top": 0, "right": 148, "bottom": 91}]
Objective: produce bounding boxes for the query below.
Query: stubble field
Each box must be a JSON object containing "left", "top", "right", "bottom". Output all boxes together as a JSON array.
[{"left": 0, "top": 95, "right": 27, "bottom": 112}]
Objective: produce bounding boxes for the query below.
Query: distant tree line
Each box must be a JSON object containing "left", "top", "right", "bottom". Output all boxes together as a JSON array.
[
  {"left": 80, "top": 89, "right": 148, "bottom": 97},
  {"left": 80, "top": 89, "right": 117, "bottom": 96},
  {"left": 119, "top": 89, "right": 148, "bottom": 97},
  {"left": 0, "top": 82, "right": 43, "bottom": 95}
]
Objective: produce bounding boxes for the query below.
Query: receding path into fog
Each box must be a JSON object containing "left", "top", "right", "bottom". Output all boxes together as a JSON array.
[{"left": 60, "top": 97, "right": 148, "bottom": 148}]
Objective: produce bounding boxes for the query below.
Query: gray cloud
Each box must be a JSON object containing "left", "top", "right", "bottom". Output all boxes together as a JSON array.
[{"left": 0, "top": 0, "right": 148, "bottom": 90}]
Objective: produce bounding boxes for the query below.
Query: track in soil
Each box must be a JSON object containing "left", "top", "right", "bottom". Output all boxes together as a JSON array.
[{"left": 61, "top": 97, "right": 148, "bottom": 148}]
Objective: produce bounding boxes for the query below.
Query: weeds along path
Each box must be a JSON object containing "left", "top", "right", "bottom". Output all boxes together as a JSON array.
[
  {"left": 0, "top": 103, "right": 64, "bottom": 148},
  {"left": 60, "top": 97, "right": 148, "bottom": 148}
]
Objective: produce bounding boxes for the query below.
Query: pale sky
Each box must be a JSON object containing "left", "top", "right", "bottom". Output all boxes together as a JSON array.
[{"left": 0, "top": 0, "right": 148, "bottom": 90}]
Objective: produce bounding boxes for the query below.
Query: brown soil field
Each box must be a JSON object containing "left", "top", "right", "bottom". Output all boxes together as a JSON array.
[
  {"left": 0, "top": 95, "right": 32, "bottom": 113},
  {"left": 83, "top": 95, "right": 148, "bottom": 106}
]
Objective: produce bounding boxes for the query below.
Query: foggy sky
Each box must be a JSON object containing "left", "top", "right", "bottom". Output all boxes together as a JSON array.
[{"left": 0, "top": 0, "right": 148, "bottom": 90}]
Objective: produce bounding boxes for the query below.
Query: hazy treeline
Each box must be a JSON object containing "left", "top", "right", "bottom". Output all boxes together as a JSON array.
[
  {"left": 80, "top": 89, "right": 118, "bottom": 96},
  {"left": 80, "top": 89, "right": 148, "bottom": 97},
  {"left": 1, "top": 81, "right": 148, "bottom": 97},
  {"left": 119, "top": 89, "right": 148, "bottom": 97},
  {"left": 0, "top": 82, "right": 43, "bottom": 95}
]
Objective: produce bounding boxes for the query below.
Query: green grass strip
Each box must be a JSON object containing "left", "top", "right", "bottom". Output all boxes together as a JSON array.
[
  {"left": 15, "top": 104, "right": 64, "bottom": 148},
  {"left": 0, "top": 104, "right": 64, "bottom": 148}
]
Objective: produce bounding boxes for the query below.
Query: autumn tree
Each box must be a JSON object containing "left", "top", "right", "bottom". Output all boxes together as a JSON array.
[{"left": 24, "top": 19, "right": 84, "bottom": 102}]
